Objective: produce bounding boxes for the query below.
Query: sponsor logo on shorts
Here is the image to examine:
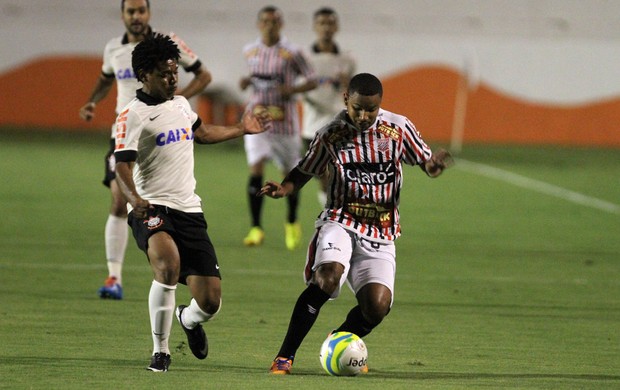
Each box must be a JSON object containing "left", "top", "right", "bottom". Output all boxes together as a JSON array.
[
  {"left": 144, "top": 216, "right": 163, "bottom": 230},
  {"left": 322, "top": 242, "right": 341, "bottom": 252}
]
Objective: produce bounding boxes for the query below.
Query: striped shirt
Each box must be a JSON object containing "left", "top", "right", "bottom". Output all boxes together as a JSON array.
[
  {"left": 299, "top": 109, "right": 432, "bottom": 243},
  {"left": 242, "top": 37, "right": 315, "bottom": 136}
]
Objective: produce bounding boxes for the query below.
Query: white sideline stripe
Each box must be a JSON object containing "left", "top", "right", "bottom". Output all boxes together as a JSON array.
[{"left": 456, "top": 159, "right": 620, "bottom": 216}]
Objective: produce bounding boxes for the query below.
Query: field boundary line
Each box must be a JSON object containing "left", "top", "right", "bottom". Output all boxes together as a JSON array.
[{"left": 456, "top": 159, "right": 620, "bottom": 216}]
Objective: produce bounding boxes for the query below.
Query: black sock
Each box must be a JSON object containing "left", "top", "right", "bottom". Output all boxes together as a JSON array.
[
  {"left": 248, "top": 175, "right": 263, "bottom": 227},
  {"left": 287, "top": 191, "right": 299, "bottom": 223},
  {"left": 277, "top": 284, "right": 331, "bottom": 360},
  {"left": 333, "top": 305, "right": 378, "bottom": 338}
]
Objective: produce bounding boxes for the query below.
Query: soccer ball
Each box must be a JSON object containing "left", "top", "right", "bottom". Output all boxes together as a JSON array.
[{"left": 319, "top": 332, "right": 368, "bottom": 376}]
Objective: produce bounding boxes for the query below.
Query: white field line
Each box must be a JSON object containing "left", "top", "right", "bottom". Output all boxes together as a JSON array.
[{"left": 455, "top": 158, "right": 620, "bottom": 216}]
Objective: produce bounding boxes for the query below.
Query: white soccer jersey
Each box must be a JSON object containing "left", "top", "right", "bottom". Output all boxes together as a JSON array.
[
  {"left": 301, "top": 46, "right": 355, "bottom": 139},
  {"left": 299, "top": 109, "right": 432, "bottom": 243},
  {"left": 101, "top": 29, "right": 201, "bottom": 133},
  {"left": 114, "top": 90, "right": 202, "bottom": 213}
]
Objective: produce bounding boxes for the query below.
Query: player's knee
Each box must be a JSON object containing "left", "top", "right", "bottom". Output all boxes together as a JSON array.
[
  {"left": 315, "top": 263, "right": 344, "bottom": 294},
  {"left": 363, "top": 301, "right": 390, "bottom": 325},
  {"left": 359, "top": 285, "right": 392, "bottom": 324}
]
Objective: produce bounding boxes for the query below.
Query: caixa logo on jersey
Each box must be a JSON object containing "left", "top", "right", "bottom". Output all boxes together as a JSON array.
[
  {"left": 343, "top": 162, "right": 395, "bottom": 185},
  {"left": 156, "top": 128, "right": 194, "bottom": 146},
  {"left": 116, "top": 68, "right": 136, "bottom": 80}
]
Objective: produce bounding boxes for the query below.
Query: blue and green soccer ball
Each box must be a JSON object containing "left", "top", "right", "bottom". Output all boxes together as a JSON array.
[{"left": 319, "top": 332, "right": 368, "bottom": 376}]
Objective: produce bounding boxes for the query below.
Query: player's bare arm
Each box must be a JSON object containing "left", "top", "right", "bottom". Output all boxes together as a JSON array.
[
  {"left": 115, "top": 161, "right": 151, "bottom": 218},
  {"left": 177, "top": 65, "right": 212, "bottom": 99},
  {"left": 79, "top": 75, "right": 115, "bottom": 121},
  {"left": 194, "top": 108, "right": 272, "bottom": 144},
  {"left": 423, "top": 148, "right": 454, "bottom": 178},
  {"left": 259, "top": 167, "right": 313, "bottom": 198},
  {"left": 279, "top": 79, "right": 318, "bottom": 99},
  {"left": 239, "top": 76, "right": 252, "bottom": 91}
]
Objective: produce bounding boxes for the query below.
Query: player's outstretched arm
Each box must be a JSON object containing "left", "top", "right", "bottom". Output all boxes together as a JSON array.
[
  {"left": 259, "top": 168, "right": 313, "bottom": 199},
  {"left": 423, "top": 148, "right": 454, "bottom": 178},
  {"left": 194, "top": 108, "right": 272, "bottom": 144}
]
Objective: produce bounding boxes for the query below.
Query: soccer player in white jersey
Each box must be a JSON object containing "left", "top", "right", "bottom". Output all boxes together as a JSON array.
[
  {"left": 113, "top": 34, "right": 270, "bottom": 372},
  {"left": 260, "top": 73, "right": 453, "bottom": 374},
  {"left": 302, "top": 7, "right": 356, "bottom": 205},
  {"left": 78, "top": 0, "right": 211, "bottom": 300},
  {"left": 239, "top": 5, "right": 317, "bottom": 250}
]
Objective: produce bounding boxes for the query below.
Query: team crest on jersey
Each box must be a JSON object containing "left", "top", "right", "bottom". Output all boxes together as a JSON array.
[
  {"left": 377, "top": 124, "right": 401, "bottom": 141},
  {"left": 377, "top": 138, "right": 391, "bottom": 153},
  {"left": 144, "top": 216, "right": 163, "bottom": 230}
]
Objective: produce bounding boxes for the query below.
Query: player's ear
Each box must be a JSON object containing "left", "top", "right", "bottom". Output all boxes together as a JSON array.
[
  {"left": 136, "top": 69, "right": 145, "bottom": 83},
  {"left": 343, "top": 92, "right": 348, "bottom": 106}
]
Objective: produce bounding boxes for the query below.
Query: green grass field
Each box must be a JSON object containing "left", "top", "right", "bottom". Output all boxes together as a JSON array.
[{"left": 1, "top": 130, "right": 619, "bottom": 389}]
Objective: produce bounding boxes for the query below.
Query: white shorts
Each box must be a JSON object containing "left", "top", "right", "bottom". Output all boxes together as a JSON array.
[
  {"left": 304, "top": 221, "right": 396, "bottom": 303},
  {"left": 243, "top": 132, "right": 302, "bottom": 171}
]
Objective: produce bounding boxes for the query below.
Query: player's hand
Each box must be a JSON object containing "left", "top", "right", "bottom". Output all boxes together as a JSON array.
[
  {"left": 131, "top": 198, "right": 153, "bottom": 219},
  {"left": 425, "top": 148, "right": 454, "bottom": 177},
  {"left": 79, "top": 102, "right": 96, "bottom": 121},
  {"left": 239, "top": 77, "right": 252, "bottom": 91},
  {"left": 242, "top": 107, "right": 273, "bottom": 135},
  {"left": 278, "top": 85, "right": 294, "bottom": 99},
  {"left": 258, "top": 180, "right": 286, "bottom": 198}
]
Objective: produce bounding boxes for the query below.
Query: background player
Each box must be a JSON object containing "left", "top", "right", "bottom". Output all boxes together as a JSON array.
[
  {"left": 239, "top": 5, "right": 317, "bottom": 250},
  {"left": 260, "top": 73, "right": 453, "bottom": 374},
  {"left": 78, "top": 0, "right": 211, "bottom": 300},
  {"left": 301, "top": 7, "right": 356, "bottom": 205},
  {"left": 114, "top": 34, "right": 271, "bottom": 371}
]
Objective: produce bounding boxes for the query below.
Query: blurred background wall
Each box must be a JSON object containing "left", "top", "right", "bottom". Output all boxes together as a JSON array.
[{"left": 0, "top": 0, "right": 618, "bottom": 146}]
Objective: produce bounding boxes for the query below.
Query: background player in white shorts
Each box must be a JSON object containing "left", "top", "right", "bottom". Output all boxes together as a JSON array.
[
  {"left": 239, "top": 5, "right": 317, "bottom": 250},
  {"left": 260, "top": 73, "right": 453, "bottom": 374},
  {"left": 113, "top": 34, "right": 271, "bottom": 372},
  {"left": 78, "top": 0, "right": 211, "bottom": 300},
  {"left": 301, "top": 7, "right": 356, "bottom": 205}
]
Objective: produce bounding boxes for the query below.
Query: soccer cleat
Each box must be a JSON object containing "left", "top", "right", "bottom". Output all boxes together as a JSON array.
[
  {"left": 360, "top": 364, "right": 369, "bottom": 374},
  {"left": 284, "top": 222, "right": 301, "bottom": 251},
  {"left": 176, "top": 305, "right": 208, "bottom": 359},
  {"left": 243, "top": 227, "right": 265, "bottom": 246},
  {"left": 97, "top": 276, "right": 123, "bottom": 300},
  {"left": 269, "top": 356, "right": 293, "bottom": 375},
  {"left": 146, "top": 352, "right": 170, "bottom": 372}
]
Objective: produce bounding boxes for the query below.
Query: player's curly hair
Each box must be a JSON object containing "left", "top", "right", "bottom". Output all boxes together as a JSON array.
[
  {"left": 348, "top": 73, "right": 383, "bottom": 97},
  {"left": 132, "top": 33, "right": 180, "bottom": 82}
]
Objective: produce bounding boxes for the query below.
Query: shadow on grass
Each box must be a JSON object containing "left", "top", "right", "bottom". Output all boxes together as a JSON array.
[
  {"left": 4, "top": 356, "right": 619, "bottom": 384},
  {"left": 370, "top": 369, "right": 620, "bottom": 382}
]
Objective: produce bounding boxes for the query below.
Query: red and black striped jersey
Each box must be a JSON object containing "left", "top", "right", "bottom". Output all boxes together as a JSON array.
[
  {"left": 299, "top": 109, "right": 432, "bottom": 243},
  {"left": 242, "top": 37, "right": 315, "bottom": 136}
]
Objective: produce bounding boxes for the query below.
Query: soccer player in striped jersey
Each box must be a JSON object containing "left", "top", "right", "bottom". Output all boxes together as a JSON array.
[
  {"left": 261, "top": 73, "right": 453, "bottom": 374},
  {"left": 78, "top": 0, "right": 211, "bottom": 300},
  {"left": 113, "top": 34, "right": 271, "bottom": 371},
  {"left": 302, "top": 7, "right": 356, "bottom": 206},
  {"left": 239, "top": 5, "right": 317, "bottom": 250}
]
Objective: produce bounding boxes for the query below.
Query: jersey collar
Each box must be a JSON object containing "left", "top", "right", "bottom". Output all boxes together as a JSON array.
[
  {"left": 121, "top": 26, "right": 154, "bottom": 45},
  {"left": 136, "top": 89, "right": 170, "bottom": 106},
  {"left": 312, "top": 42, "right": 339, "bottom": 54}
]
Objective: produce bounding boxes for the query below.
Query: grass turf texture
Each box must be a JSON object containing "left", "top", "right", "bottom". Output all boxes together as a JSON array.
[{"left": 0, "top": 130, "right": 619, "bottom": 389}]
